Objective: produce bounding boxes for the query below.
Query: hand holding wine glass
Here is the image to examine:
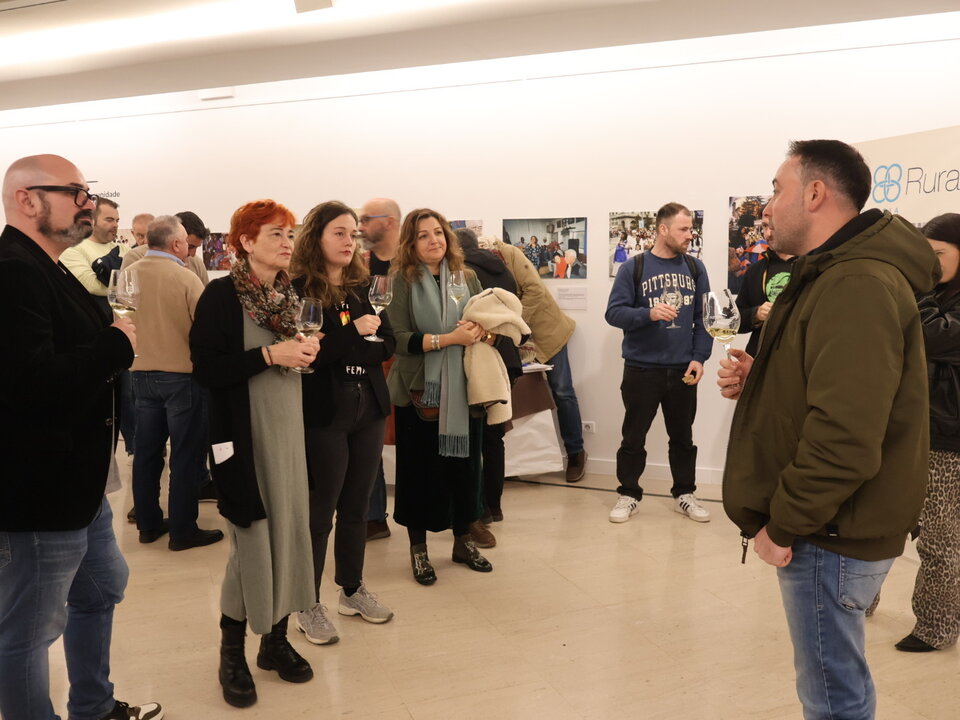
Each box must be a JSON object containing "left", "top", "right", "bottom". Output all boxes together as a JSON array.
[
  {"left": 366, "top": 275, "right": 393, "bottom": 343},
  {"left": 291, "top": 297, "right": 323, "bottom": 374},
  {"left": 703, "top": 289, "right": 741, "bottom": 359}
]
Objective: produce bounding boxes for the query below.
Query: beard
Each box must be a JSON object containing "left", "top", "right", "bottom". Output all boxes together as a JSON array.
[{"left": 37, "top": 195, "right": 93, "bottom": 246}]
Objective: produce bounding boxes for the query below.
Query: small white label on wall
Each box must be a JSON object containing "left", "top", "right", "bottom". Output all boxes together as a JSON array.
[{"left": 557, "top": 287, "right": 587, "bottom": 311}]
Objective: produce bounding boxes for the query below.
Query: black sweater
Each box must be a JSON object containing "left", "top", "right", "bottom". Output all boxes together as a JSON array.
[
  {"left": 190, "top": 277, "right": 274, "bottom": 527},
  {"left": 293, "top": 278, "right": 396, "bottom": 428}
]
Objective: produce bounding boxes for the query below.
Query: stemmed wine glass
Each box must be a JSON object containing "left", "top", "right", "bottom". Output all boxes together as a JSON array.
[
  {"left": 660, "top": 279, "right": 683, "bottom": 329},
  {"left": 703, "top": 289, "right": 741, "bottom": 358},
  {"left": 292, "top": 297, "right": 323, "bottom": 374},
  {"left": 366, "top": 275, "right": 393, "bottom": 343},
  {"left": 447, "top": 269, "right": 468, "bottom": 316},
  {"left": 108, "top": 268, "right": 140, "bottom": 357}
]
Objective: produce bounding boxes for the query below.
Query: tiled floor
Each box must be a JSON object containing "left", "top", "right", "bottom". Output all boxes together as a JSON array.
[{"left": 46, "top": 464, "right": 959, "bottom": 719}]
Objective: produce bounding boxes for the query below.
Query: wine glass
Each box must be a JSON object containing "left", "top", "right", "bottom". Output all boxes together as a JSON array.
[
  {"left": 291, "top": 297, "right": 323, "bottom": 374},
  {"left": 660, "top": 279, "right": 683, "bottom": 329},
  {"left": 108, "top": 268, "right": 140, "bottom": 357},
  {"left": 366, "top": 275, "right": 393, "bottom": 343},
  {"left": 703, "top": 289, "right": 741, "bottom": 358},
  {"left": 447, "top": 270, "right": 467, "bottom": 315}
]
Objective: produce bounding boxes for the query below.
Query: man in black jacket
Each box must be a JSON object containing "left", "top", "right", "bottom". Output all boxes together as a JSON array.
[{"left": 0, "top": 155, "right": 162, "bottom": 720}]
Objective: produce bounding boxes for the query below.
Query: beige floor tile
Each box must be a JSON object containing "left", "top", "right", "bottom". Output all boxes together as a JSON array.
[{"left": 38, "top": 459, "right": 960, "bottom": 719}]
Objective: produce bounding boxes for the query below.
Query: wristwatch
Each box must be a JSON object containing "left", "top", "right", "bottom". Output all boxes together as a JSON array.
[{"left": 484, "top": 331, "right": 493, "bottom": 343}]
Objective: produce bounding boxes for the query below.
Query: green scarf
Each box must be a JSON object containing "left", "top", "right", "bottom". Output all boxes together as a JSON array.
[{"left": 411, "top": 260, "right": 470, "bottom": 457}]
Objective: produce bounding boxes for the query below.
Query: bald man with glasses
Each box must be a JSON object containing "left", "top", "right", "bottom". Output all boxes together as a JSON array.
[{"left": 0, "top": 155, "right": 162, "bottom": 720}]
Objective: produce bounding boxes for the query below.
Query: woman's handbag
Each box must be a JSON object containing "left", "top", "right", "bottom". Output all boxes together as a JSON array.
[{"left": 409, "top": 389, "right": 440, "bottom": 422}]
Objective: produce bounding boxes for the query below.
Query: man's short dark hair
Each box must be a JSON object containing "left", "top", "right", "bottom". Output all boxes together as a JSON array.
[
  {"left": 788, "top": 139, "right": 871, "bottom": 211},
  {"left": 455, "top": 228, "right": 478, "bottom": 250},
  {"left": 175, "top": 210, "right": 209, "bottom": 240},
  {"left": 95, "top": 197, "right": 118, "bottom": 217},
  {"left": 655, "top": 202, "right": 691, "bottom": 230}
]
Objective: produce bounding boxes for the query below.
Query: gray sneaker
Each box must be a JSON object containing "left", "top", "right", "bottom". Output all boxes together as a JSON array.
[
  {"left": 296, "top": 603, "right": 339, "bottom": 645},
  {"left": 338, "top": 585, "right": 394, "bottom": 624}
]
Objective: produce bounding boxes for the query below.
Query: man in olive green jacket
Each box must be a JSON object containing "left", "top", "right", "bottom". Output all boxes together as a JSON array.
[{"left": 718, "top": 140, "right": 939, "bottom": 720}]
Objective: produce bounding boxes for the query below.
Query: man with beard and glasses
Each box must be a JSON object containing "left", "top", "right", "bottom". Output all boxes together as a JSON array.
[
  {"left": 0, "top": 155, "right": 163, "bottom": 720},
  {"left": 717, "top": 140, "right": 939, "bottom": 719}
]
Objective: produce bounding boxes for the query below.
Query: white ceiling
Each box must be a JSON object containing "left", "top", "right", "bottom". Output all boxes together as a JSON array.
[{"left": 0, "top": 0, "right": 957, "bottom": 111}]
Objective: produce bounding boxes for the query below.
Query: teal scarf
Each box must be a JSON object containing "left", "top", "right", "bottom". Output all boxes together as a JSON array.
[{"left": 410, "top": 260, "right": 470, "bottom": 457}]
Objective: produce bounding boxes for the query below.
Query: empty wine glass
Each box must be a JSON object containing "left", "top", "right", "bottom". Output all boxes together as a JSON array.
[
  {"left": 660, "top": 279, "right": 683, "bottom": 329},
  {"left": 703, "top": 289, "right": 741, "bottom": 358},
  {"left": 291, "top": 297, "right": 323, "bottom": 374},
  {"left": 366, "top": 275, "right": 393, "bottom": 343},
  {"left": 447, "top": 269, "right": 467, "bottom": 315}
]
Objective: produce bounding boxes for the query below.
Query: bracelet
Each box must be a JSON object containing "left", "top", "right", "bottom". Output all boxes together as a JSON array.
[
  {"left": 431, "top": 333, "right": 441, "bottom": 351},
  {"left": 264, "top": 345, "right": 274, "bottom": 366}
]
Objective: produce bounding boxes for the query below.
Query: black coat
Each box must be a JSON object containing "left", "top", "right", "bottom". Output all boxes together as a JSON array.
[
  {"left": 0, "top": 226, "right": 133, "bottom": 531},
  {"left": 292, "top": 278, "right": 395, "bottom": 428},
  {"left": 190, "top": 276, "right": 273, "bottom": 527},
  {"left": 463, "top": 248, "right": 526, "bottom": 382},
  {"left": 735, "top": 249, "right": 796, "bottom": 357},
  {"left": 919, "top": 287, "right": 960, "bottom": 452}
]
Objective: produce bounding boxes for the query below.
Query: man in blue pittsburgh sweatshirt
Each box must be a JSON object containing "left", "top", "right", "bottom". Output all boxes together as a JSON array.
[{"left": 604, "top": 202, "right": 713, "bottom": 524}]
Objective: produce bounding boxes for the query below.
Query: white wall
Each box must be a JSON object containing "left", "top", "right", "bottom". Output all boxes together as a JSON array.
[{"left": 4, "top": 14, "right": 960, "bottom": 488}]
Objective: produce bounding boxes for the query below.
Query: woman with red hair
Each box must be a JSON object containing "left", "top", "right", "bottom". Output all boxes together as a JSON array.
[{"left": 190, "top": 200, "right": 320, "bottom": 708}]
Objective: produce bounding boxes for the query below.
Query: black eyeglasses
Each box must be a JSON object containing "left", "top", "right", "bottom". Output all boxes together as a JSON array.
[{"left": 26, "top": 185, "right": 100, "bottom": 208}]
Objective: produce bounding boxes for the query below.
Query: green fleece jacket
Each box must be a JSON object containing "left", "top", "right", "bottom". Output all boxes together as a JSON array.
[{"left": 723, "top": 210, "right": 940, "bottom": 561}]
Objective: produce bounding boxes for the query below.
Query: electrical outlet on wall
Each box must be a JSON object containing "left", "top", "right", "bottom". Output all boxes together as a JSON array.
[{"left": 582, "top": 421, "right": 596, "bottom": 433}]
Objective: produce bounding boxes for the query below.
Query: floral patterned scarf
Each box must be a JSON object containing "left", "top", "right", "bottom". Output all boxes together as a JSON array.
[{"left": 230, "top": 255, "right": 300, "bottom": 343}]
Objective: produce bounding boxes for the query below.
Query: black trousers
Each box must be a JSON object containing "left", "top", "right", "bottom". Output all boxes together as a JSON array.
[
  {"left": 615, "top": 366, "right": 698, "bottom": 500},
  {"left": 482, "top": 422, "right": 506, "bottom": 515},
  {"left": 305, "top": 381, "right": 386, "bottom": 594}
]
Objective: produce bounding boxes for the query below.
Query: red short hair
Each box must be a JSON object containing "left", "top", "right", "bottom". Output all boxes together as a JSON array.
[{"left": 227, "top": 199, "right": 297, "bottom": 259}]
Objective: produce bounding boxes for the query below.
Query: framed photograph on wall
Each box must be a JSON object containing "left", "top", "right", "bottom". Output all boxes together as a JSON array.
[
  {"left": 608, "top": 210, "right": 703, "bottom": 278},
  {"left": 502, "top": 217, "right": 588, "bottom": 279},
  {"left": 728, "top": 196, "right": 770, "bottom": 294}
]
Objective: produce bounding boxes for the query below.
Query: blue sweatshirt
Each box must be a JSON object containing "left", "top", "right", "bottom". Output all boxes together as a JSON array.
[{"left": 605, "top": 252, "right": 713, "bottom": 368}]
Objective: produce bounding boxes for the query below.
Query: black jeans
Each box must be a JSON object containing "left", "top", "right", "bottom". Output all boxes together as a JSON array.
[
  {"left": 305, "top": 381, "right": 386, "bottom": 594},
  {"left": 615, "top": 366, "right": 698, "bottom": 500},
  {"left": 482, "top": 422, "right": 506, "bottom": 515}
]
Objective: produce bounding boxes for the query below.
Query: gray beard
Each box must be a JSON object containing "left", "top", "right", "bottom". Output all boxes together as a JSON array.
[{"left": 37, "top": 196, "right": 93, "bottom": 246}]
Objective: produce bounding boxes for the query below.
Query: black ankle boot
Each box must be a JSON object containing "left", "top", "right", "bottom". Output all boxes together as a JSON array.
[
  {"left": 452, "top": 535, "right": 493, "bottom": 572},
  {"left": 256, "top": 615, "right": 313, "bottom": 683},
  {"left": 410, "top": 543, "right": 437, "bottom": 585},
  {"left": 219, "top": 615, "right": 257, "bottom": 708}
]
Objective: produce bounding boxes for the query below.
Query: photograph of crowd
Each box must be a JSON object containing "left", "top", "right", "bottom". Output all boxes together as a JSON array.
[
  {"left": 502, "top": 217, "right": 588, "bottom": 279},
  {"left": 450, "top": 218, "right": 483, "bottom": 235},
  {"left": 203, "top": 232, "right": 235, "bottom": 271},
  {"left": 608, "top": 210, "right": 703, "bottom": 277},
  {"left": 728, "top": 195, "right": 770, "bottom": 293}
]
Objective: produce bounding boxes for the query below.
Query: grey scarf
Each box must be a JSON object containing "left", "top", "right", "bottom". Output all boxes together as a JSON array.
[{"left": 410, "top": 260, "right": 470, "bottom": 457}]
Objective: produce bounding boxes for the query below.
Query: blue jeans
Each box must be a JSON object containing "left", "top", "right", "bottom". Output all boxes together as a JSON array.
[
  {"left": 0, "top": 497, "right": 129, "bottom": 720},
  {"left": 778, "top": 541, "right": 894, "bottom": 720},
  {"left": 545, "top": 345, "right": 583, "bottom": 455},
  {"left": 132, "top": 371, "right": 206, "bottom": 542}
]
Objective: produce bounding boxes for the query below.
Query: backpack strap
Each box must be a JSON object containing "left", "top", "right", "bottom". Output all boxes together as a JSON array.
[{"left": 632, "top": 250, "right": 700, "bottom": 301}]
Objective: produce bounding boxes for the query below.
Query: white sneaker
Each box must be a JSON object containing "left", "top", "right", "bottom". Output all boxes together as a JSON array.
[
  {"left": 296, "top": 603, "right": 339, "bottom": 645},
  {"left": 338, "top": 585, "right": 394, "bottom": 624},
  {"left": 609, "top": 495, "right": 640, "bottom": 523},
  {"left": 674, "top": 493, "right": 711, "bottom": 522}
]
